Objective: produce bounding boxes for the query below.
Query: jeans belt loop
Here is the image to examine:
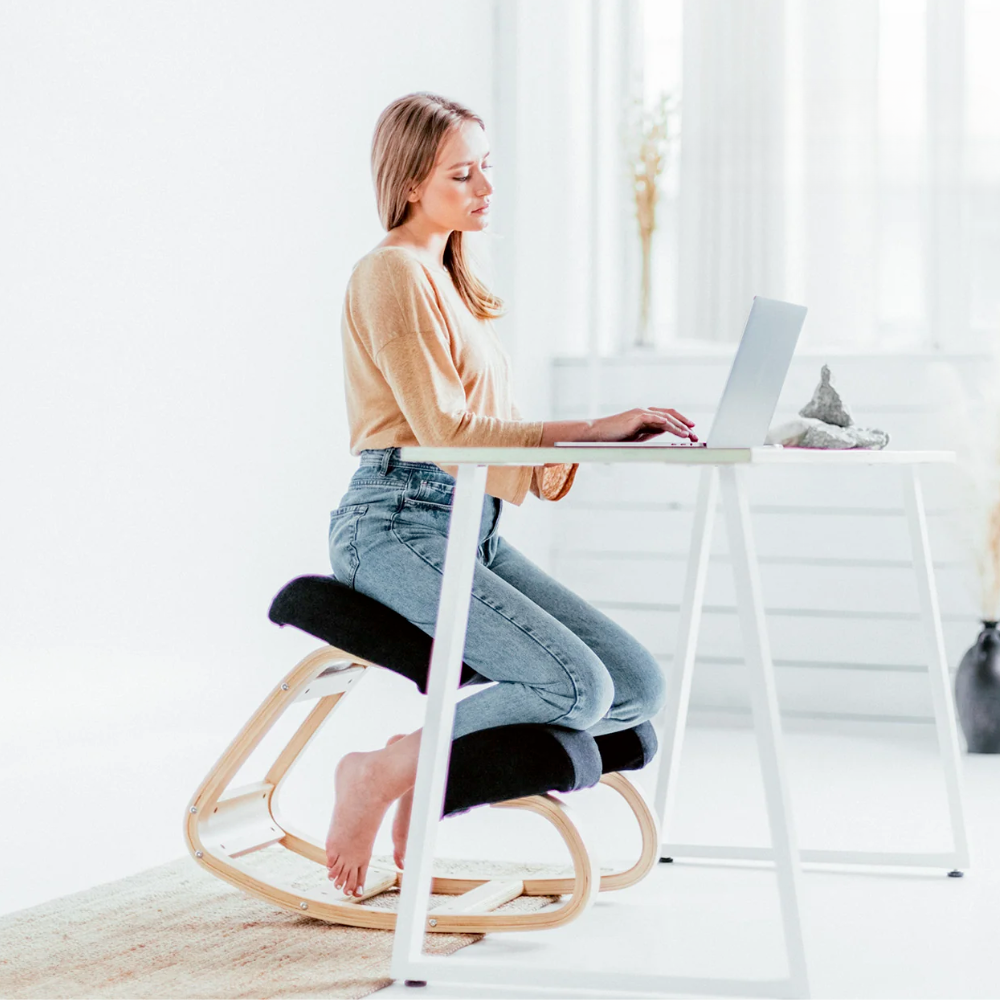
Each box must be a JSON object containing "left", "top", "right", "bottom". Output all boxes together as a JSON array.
[{"left": 379, "top": 447, "right": 394, "bottom": 476}]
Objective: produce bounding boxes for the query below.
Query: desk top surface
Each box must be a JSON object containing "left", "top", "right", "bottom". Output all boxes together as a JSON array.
[{"left": 396, "top": 446, "right": 956, "bottom": 466}]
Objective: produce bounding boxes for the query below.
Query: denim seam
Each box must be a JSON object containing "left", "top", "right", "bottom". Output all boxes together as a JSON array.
[
  {"left": 388, "top": 514, "right": 585, "bottom": 725},
  {"left": 330, "top": 511, "right": 365, "bottom": 589},
  {"left": 358, "top": 460, "right": 450, "bottom": 472}
]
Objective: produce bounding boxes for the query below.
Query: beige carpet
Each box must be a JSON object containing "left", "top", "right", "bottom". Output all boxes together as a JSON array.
[{"left": 0, "top": 847, "right": 568, "bottom": 999}]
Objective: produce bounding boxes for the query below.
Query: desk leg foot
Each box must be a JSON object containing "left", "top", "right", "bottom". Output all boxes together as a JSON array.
[
  {"left": 948, "top": 870, "right": 965, "bottom": 878},
  {"left": 658, "top": 856, "right": 674, "bottom": 864}
]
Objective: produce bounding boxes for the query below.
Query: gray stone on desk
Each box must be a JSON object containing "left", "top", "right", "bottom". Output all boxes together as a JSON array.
[
  {"left": 800, "top": 364, "right": 853, "bottom": 427},
  {"left": 766, "top": 416, "right": 890, "bottom": 449}
]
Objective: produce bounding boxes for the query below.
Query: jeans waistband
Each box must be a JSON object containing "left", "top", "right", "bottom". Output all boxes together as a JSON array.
[{"left": 356, "top": 447, "right": 454, "bottom": 481}]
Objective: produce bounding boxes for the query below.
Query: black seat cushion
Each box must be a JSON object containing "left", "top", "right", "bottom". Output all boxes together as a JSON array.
[
  {"left": 444, "top": 724, "right": 602, "bottom": 817},
  {"left": 268, "top": 574, "right": 659, "bottom": 815},
  {"left": 268, "top": 574, "right": 480, "bottom": 692},
  {"left": 593, "top": 721, "right": 658, "bottom": 773}
]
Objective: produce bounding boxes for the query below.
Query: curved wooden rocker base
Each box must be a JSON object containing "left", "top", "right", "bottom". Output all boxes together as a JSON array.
[{"left": 184, "top": 643, "right": 659, "bottom": 934}]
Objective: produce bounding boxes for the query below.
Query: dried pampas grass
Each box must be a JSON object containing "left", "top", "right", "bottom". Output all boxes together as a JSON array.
[{"left": 622, "top": 91, "right": 677, "bottom": 348}]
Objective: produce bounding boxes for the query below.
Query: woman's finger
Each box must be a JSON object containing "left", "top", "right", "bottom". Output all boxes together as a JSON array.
[
  {"left": 648, "top": 406, "right": 695, "bottom": 427},
  {"left": 647, "top": 414, "right": 693, "bottom": 438}
]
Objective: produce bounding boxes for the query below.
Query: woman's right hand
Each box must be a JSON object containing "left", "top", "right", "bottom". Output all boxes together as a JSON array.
[{"left": 588, "top": 407, "right": 698, "bottom": 443}]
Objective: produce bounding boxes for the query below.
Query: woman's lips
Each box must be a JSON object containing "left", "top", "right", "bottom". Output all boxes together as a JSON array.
[{"left": 472, "top": 205, "right": 490, "bottom": 214}]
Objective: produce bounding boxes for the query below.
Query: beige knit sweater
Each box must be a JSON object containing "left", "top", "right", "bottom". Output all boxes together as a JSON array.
[{"left": 341, "top": 246, "right": 577, "bottom": 505}]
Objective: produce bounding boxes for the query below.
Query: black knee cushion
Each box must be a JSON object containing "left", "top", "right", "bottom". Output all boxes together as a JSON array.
[
  {"left": 443, "top": 724, "right": 603, "bottom": 817},
  {"left": 593, "top": 722, "right": 658, "bottom": 773},
  {"left": 268, "top": 574, "right": 480, "bottom": 691}
]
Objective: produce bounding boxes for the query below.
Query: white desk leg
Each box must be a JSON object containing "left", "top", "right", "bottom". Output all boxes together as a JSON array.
[
  {"left": 720, "top": 465, "right": 811, "bottom": 997},
  {"left": 654, "top": 466, "right": 718, "bottom": 846},
  {"left": 390, "top": 464, "right": 487, "bottom": 984},
  {"left": 901, "top": 464, "right": 971, "bottom": 872}
]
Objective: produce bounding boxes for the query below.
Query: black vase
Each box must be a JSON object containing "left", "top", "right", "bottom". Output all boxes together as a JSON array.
[{"left": 955, "top": 621, "right": 1000, "bottom": 753}]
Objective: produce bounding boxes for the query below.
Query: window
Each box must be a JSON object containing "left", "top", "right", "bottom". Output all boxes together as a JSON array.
[{"left": 639, "top": 0, "right": 1000, "bottom": 350}]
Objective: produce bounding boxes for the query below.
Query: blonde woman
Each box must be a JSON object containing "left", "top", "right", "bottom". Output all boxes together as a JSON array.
[{"left": 325, "top": 92, "right": 697, "bottom": 898}]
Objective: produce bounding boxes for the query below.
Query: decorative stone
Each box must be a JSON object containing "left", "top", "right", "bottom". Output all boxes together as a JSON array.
[
  {"left": 767, "top": 364, "right": 889, "bottom": 448},
  {"left": 799, "top": 364, "right": 853, "bottom": 427},
  {"left": 766, "top": 416, "right": 889, "bottom": 449}
]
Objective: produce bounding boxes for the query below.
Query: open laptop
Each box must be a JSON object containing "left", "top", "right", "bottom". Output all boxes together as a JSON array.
[{"left": 554, "top": 296, "right": 807, "bottom": 449}]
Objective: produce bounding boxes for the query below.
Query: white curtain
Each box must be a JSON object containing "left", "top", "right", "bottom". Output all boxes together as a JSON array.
[
  {"left": 664, "top": 0, "right": 980, "bottom": 350},
  {"left": 676, "top": 0, "right": 881, "bottom": 346}
]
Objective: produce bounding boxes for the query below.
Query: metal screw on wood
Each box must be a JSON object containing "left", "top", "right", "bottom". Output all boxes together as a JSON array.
[
  {"left": 190, "top": 806, "right": 197, "bottom": 813},
  {"left": 300, "top": 901, "right": 308, "bottom": 909},
  {"left": 281, "top": 683, "right": 289, "bottom": 690},
  {"left": 428, "top": 918, "right": 437, "bottom": 927},
  {"left": 195, "top": 851, "right": 203, "bottom": 858}
]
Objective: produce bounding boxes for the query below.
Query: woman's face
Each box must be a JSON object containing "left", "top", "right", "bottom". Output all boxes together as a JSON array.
[{"left": 407, "top": 120, "right": 493, "bottom": 232}]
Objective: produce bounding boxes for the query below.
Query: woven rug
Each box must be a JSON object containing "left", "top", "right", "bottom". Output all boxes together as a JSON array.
[{"left": 0, "top": 847, "right": 571, "bottom": 999}]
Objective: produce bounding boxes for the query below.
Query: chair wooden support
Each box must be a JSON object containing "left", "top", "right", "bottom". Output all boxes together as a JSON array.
[{"left": 184, "top": 643, "right": 660, "bottom": 934}]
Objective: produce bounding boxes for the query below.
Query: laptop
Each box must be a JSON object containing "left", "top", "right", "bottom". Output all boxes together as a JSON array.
[{"left": 553, "top": 296, "right": 807, "bottom": 449}]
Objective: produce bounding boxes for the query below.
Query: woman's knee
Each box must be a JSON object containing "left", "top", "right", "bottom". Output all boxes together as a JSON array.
[
  {"left": 607, "top": 646, "right": 668, "bottom": 726},
  {"left": 559, "top": 653, "right": 615, "bottom": 731}
]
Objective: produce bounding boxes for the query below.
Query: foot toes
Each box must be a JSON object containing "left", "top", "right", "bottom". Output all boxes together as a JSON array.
[{"left": 342, "top": 869, "right": 356, "bottom": 896}]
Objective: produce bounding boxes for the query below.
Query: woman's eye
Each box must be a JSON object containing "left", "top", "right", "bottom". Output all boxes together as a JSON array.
[{"left": 455, "top": 164, "right": 493, "bottom": 182}]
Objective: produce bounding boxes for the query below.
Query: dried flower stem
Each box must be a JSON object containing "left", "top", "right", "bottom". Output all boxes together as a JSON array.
[{"left": 623, "top": 91, "right": 677, "bottom": 348}]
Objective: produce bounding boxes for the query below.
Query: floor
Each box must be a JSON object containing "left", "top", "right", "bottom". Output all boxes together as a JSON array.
[
  {"left": 3, "top": 655, "right": 998, "bottom": 999},
  {"left": 377, "top": 730, "right": 1000, "bottom": 999}
]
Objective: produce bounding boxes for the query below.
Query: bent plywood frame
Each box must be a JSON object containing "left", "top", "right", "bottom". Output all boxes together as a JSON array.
[{"left": 183, "top": 644, "right": 654, "bottom": 933}]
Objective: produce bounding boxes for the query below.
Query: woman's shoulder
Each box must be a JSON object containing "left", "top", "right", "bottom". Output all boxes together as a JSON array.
[{"left": 350, "top": 244, "right": 438, "bottom": 288}]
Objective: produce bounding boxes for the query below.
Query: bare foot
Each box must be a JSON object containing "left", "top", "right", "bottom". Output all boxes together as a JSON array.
[
  {"left": 387, "top": 735, "right": 414, "bottom": 869},
  {"left": 325, "top": 732, "right": 421, "bottom": 897},
  {"left": 325, "top": 750, "right": 401, "bottom": 898}
]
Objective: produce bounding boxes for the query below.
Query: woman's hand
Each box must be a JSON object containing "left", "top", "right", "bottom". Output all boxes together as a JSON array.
[
  {"left": 588, "top": 407, "right": 697, "bottom": 443},
  {"left": 538, "top": 408, "right": 698, "bottom": 447}
]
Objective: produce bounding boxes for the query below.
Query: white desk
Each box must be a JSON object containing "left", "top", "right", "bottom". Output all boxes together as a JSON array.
[{"left": 388, "top": 447, "right": 969, "bottom": 999}]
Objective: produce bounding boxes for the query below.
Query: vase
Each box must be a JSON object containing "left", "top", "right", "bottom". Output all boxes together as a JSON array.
[
  {"left": 955, "top": 620, "right": 1000, "bottom": 753},
  {"left": 635, "top": 228, "right": 654, "bottom": 348}
]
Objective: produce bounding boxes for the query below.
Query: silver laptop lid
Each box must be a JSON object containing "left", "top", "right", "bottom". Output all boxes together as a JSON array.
[{"left": 705, "top": 296, "right": 807, "bottom": 448}]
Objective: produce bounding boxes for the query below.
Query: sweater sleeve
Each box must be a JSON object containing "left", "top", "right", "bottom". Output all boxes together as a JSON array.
[
  {"left": 356, "top": 253, "right": 545, "bottom": 450},
  {"left": 510, "top": 399, "right": 580, "bottom": 501}
]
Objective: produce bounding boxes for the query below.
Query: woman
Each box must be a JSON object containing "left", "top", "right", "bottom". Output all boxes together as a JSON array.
[{"left": 325, "top": 92, "right": 698, "bottom": 897}]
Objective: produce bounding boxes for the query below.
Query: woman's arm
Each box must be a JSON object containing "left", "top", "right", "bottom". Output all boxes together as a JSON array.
[{"left": 539, "top": 408, "right": 697, "bottom": 446}]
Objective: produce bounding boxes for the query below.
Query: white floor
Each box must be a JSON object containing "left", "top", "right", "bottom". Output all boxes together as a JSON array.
[
  {"left": 378, "top": 729, "right": 1000, "bottom": 1000},
  {"left": 3, "top": 657, "right": 998, "bottom": 999}
]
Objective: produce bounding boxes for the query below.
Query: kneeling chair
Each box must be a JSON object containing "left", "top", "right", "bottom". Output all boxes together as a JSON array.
[{"left": 184, "top": 574, "right": 660, "bottom": 933}]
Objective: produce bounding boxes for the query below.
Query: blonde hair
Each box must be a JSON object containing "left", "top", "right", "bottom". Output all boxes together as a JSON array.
[{"left": 371, "top": 92, "right": 505, "bottom": 322}]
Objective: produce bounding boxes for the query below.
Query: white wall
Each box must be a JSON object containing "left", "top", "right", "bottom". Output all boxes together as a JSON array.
[{"left": 0, "top": 0, "right": 502, "bottom": 674}]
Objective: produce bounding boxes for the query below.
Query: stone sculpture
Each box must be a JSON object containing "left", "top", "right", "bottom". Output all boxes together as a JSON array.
[{"left": 766, "top": 365, "right": 890, "bottom": 449}]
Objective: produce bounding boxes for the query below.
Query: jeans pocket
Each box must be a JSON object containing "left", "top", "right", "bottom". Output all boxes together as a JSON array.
[
  {"left": 328, "top": 503, "right": 368, "bottom": 588},
  {"left": 401, "top": 495, "right": 452, "bottom": 514}
]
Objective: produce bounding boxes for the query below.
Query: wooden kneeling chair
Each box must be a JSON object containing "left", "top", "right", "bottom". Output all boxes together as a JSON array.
[{"left": 183, "top": 574, "right": 660, "bottom": 933}]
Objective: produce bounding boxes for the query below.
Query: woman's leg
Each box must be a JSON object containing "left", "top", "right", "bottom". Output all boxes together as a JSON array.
[
  {"left": 325, "top": 493, "right": 618, "bottom": 891},
  {"left": 486, "top": 535, "right": 667, "bottom": 737},
  {"left": 354, "top": 499, "right": 617, "bottom": 739}
]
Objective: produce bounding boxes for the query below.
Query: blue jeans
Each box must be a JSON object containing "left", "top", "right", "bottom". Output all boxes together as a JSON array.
[{"left": 328, "top": 447, "right": 666, "bottom": 741}]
